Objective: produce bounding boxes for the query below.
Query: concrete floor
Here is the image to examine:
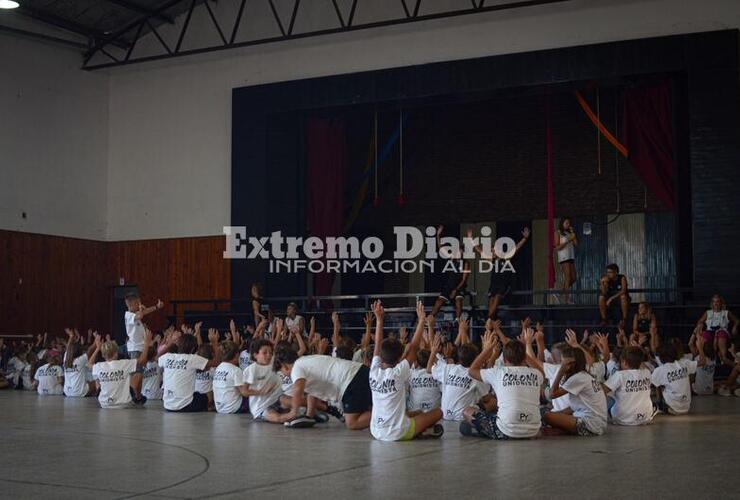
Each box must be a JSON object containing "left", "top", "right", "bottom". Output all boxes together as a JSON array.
[{"left": 2, "top": 391, "right": 738, "bottom": 499}]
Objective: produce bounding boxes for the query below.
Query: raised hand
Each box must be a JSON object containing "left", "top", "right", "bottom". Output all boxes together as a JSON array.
[
  {"left": 399, "top": 326, "right": 409, "bottom": 344},
  {"left": 581, "top": 329, "right": 590, "bottom": 344},
  {"left": 482, "top": 331, "right": 495, "bottom": 351},
  {"left": 318, "top": 338, "right": 329, "bottom": 355},
  {"left": 372, "top": 299, "right": 384, "bottom": 320},
  {"left": 416, "top": 299, "right": 425, "bottom": 321},
  {"left": 363, "top": 312, "right": 373, "bottom": 327},
  {"left": 331, "top": 311, "right": 340, "bottom": 325},
  {"left": 443, "top": 342, "right": 455, "bottom": 360},
  {"left": 430, "top": 333, "right": 443, "bottom": 353},
  {"left": 565, "top": 329, "right": 579, "bottom": 347},
  {"left": 208, "top": 328, "right": 219, "bottom": 344},
  {"left": 522, "top": 227, "right": 531, "bottom": 239}
]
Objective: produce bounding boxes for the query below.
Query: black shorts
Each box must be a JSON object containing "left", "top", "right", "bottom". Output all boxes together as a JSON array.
[
  {"left": 167, "top": 392, "right": 209, "bottom": 413},
  {"left": 439, "top": 280, "right": 467, "bottom": 302},
  {"left": 559, "top": 258, "right": 575, "bottom": 265},
  {"left": 341, "top": 365, "right": 372, "bottom": 414}
]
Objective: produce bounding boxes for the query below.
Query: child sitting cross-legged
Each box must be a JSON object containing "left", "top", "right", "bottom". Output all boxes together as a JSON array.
[
  {"left": 602, "top": 345, "right": 654, "bottom": 425},
  {"left": 212, "top": 340, "right": 251, "bottom": 414},
  {"left": 540, "top": 331, "right": 608, "bottom": 436},
  {"left": 242, "top": 338, "right": 286, "bottom": 422},
  {"left": 651, "top": 335, "right": 705, "bottom": 414},
  {"left": 464, "top": 328, "right": 544, "bottom": 440},
  {"left": 369, "top": 300, "right": 444, "bottom": 441},
  {"left": 88, "top": 331, "right": 152, "bottom": 409}
]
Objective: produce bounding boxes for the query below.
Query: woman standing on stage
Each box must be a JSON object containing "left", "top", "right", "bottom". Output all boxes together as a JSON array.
[{"left": 554, "top": 217, "right": 578, "bottom": 304}]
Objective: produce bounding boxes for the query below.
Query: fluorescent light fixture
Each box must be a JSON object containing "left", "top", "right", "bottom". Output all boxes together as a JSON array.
[{"left": 0, "top": 0, "right": 20, "bottom": 9}]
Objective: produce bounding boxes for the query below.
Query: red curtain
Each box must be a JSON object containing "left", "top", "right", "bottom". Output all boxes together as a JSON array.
[
  {"left": 621, "top": 80, "right": 675, "bottom": 210},
  {"left": 306, "top": 118, "right": 346, "bottom": 296}
]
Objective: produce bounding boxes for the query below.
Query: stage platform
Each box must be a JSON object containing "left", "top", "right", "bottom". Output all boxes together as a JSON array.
[{"left": 2, "top": 391, "right": 738, "bottom": 499}]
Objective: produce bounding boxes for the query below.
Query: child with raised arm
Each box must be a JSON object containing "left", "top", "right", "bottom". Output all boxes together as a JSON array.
[
  {"left": 602, "top": 346, "right": 654, "bottom": 425},
  {"left": 427, "top": 318, "right": 490, "bottom": 422},
  {"left": 463, "top": 329, "right": 543, "bottom": 439},
  {"left": 541, "top": 343, "right": 608, "bottom": 436},
  {"left": 89, "top": 331, "right": 152, "bottom": 409},
  {"left": 124, "top": 292, "right": 164, "bottom": 404},
  {"left": 370, "top": 300, "right": 444, "bottom": 441},
  {"left": 651, "top": 336, "right": 704, "bottom": 414},
  {"left": 159, "top": 329, "right": 220, "bottom": 412},
  {"left": 63, "top": 329, "right": 97, "bottom": 398}
]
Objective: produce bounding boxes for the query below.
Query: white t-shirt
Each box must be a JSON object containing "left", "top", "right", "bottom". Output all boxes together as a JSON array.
[
  {"left": 480, "top": 366, "right": 543, "bottom": 438},
  {"left": 407, "top": 367, "right": 442, "bottom": 412},
  {"left": 92, "top": 359, "right": 138, "bottom": 408},
  {"left": 125, "top": 310, "right": 146, "bottom": 352},
  {"left": 243, "top": 362, "right": 282, "bottom": 418},
  {"left": 285, "top": 315, "right": 305, "bottom": 334},
  {"left": 692, "top": 356, "right": 715, "bottom": 395},
  {"left": 590, "top": 360, "right": 606, "bottom": 384},
  {"left": 370, "top": 357, "right": 413, "bottom": 441},
  {"left": 560, "top": 371, "right": 608, "bottom": 434},
  {"left": 213, "top": 362, "right": 246, "bottom": 414},
  {"left": 142, "top": 361, "right": 163, "bottom": 400},
  {"left": 158, "top": 353, "right": 209, "bottom": 410},
  {"left": 604, "top": 368, "right": 653, "bottom": 425},
  {"left": 290, "top": 355, "right": 362, "bottom": 403},
  {"left": 432, "top": 363, "right": 489, "bottom": 421},
  {"left": 34, "top": 363, "right": 63, "bottom": 395},
  {"left": 63, "top": 354, "right": 90, "bottom": 397},
  {"left": 239, "top": 350, "right": 251, "bottom": 370},
  {"left": 7, "top": 357, "right": 26, "bottom": 384},
  {"left": 543, "top": 362, "right": 570, "bottom": 412},
  {"left": 195, "top": 368, "right": 214, "bottom": 394},
  {"left": 651, "top": 358, "right": 697, "bottom": 414},
  {"left": 606, "top": 358, "right": 619, "bottom": 379}
]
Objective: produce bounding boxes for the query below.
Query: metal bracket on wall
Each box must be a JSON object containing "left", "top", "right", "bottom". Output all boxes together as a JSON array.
[{"left": 82, "top": 0, "right": 572, "bottom": 70}]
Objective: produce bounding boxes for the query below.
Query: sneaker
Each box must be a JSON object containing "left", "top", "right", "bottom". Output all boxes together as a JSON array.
[
  {"left": 459, "top": 420, "right": 476, "bottom": 437},
  {"left": 718, "top": 386, "right": 732, "bottom": 397},
  {"left": 326, "top": 404, "right": 345, "bottom": 422},
  {"left": 313, "top": 411, "right": 330, "bottom": 423},
  {"left": 284, "top": 416, "right": 316, "bottom": 428},
  {"left": 734, "top": 388, "right": 740, "bottom": 397},
  {"left": 421, "top": 424, "right": 444, "bottom": 439},
  {"left": 133, "top": 394, "right": 147, "bottom": 406}
]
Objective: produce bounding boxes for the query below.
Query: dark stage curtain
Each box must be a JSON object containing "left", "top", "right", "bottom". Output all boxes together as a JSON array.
[
  {"left": 306, "top": 117, "right": 347, "bottom": 296},
  {"left": 621, "top": 80, "right": 675, "bottom": 210}
]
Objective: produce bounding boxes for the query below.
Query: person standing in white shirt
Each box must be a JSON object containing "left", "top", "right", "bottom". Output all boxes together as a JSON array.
[
  {"left": 124, "top": 292, "right": 164, "bottom": 405},
  {"left": 465, "top": 329, "right": 543, "bottom": 439},
  {"left": 370, "top": 300, "right": 443, "bottom": 441},
  {"left": 602, "top": 346, "right": 654, "bottom": 425},
  {"left": 542, "top": 345, "right": 608, "bottom": 436},
  {"left": 88, "top": 331, "right": 152, "bottom": 409}
]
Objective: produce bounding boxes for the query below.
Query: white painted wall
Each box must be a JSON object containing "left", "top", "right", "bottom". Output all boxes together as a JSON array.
[
  {"left": 0, "top": 31, "right": 109, "bottom": 240},
  {"left": 3, "top": 0, "right": 740, "bottom": 241}
]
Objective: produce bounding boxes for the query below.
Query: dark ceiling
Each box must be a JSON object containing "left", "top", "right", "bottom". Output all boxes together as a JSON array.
[{"left": 2, "top": 0, "right": 196, "bottom": 49}]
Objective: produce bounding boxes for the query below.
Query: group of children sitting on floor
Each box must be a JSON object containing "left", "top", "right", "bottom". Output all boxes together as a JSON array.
[{"left": 1, "top": 292, "right": 739, "bottom": 443}]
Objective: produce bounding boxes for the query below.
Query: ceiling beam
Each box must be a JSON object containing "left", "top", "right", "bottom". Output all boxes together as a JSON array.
[
  {"left": 15, "top": 7, "right": 130, "bottom": 49},
  {"left": 103, "top": 0, "right": 175, "bottom": 25}
]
